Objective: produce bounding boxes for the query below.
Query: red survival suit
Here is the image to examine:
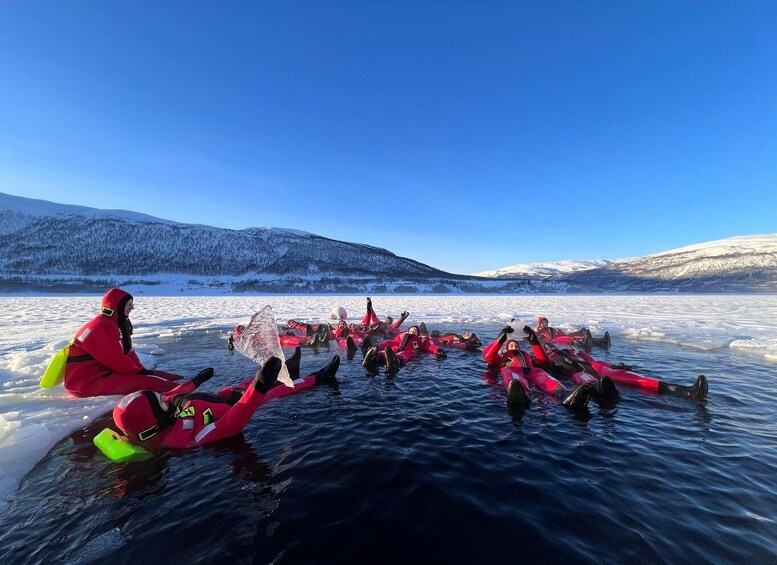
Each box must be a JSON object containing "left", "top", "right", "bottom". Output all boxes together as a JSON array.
[
  {"left": 536, "top": 316, "right": 590, "bottom": 345},
  {"left": 429, "top": 332, "right": 482, "bottom": 351},
  {"left": 376, "top": 329, "right": 445, "bottom": 365},
  {"left": 113, "top": 357, "right": 333, "bottom": 449},
  {"left": 65, "top": 289, "right": 183, "bottom": 398},
  {"left": 482, "top": 333, "right": 570, "bottom": 398}
]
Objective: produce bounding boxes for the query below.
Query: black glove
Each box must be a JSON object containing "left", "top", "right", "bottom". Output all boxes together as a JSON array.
[
  {"left": 496, "top": 325, "right": 514, "bottom": 344},
  {"left": 465, "top": 343, "right": 480, "bottom": 352},
  {"left": 435, "top": 349, "right": 447, "bottom": 359},
  {"left": 252, "top": 357, "right": 281, "bottom": 393},
  {"left": 400, "top": 311, "right": 409, "bottom": 321},
  {"left": 192, "top": 367, "right": 215, "bottom": 387},
  {"left": 523, "top": 325, "right": 540, "bottom": 346},
  {"left": 398, "top": 333, "right": 412, "bottom": 351},
  {"left": 366, "top": 297, "right": 373, "bottom": 312},
  {"left": 138, "top": 368, "right": 156, "bottom": 375}
]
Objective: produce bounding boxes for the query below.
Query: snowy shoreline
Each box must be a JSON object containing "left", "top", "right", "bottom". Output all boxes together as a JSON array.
[{"left": 1, "top": 293, "right": 776, "bottom": 509}]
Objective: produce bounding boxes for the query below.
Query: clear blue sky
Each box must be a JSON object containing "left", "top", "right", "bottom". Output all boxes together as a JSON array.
[{"left": 1, "top": 2, "right": 775, "bottom": 274}]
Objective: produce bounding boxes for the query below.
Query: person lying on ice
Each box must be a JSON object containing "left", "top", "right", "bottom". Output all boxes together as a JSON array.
[
  {"left": 64, "top": 288, "right": 208, "bottom": 398},
  {"left": 112, "top": 351, "right": 340, "bottom": 449},
  {"left": 482, "top": 324, "right": 594, "bottom": 408},
  {"left": 362, "top": 325, "right": 446, "bottom": 376},
  {"left": 535, "top": 317, "right": 611, "bottom": 349}
]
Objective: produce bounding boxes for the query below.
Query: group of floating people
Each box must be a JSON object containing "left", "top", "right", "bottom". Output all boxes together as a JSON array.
[{"left": 44, "top": 289, "right": 709, "bottom": 458}]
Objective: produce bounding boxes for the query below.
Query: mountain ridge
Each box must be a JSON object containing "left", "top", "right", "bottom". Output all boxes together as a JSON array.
[{"left": 1, "top": 192, "right": 774, "bottom": 293}]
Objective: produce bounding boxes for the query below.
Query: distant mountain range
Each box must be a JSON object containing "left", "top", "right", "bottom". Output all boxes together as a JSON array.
[
  {"left": 472, "top": 259, "right": 614, "bottom": 279},
  {"left": 476, "top": 234, "right": 777, "bottom": 293},
  {"left": 560, "top": 234, "right": 777, "bottom": 292},
  {"left": 1, "top": 192, "right": 774, "bottom": 293}
]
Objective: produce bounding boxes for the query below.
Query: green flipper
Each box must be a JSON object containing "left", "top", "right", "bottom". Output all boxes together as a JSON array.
[
  {"left": 93, "top": 428, "right": 152, "bottom": 462},
  {"left": 39, "top": 342, "right": 72, "bottom": 388}
]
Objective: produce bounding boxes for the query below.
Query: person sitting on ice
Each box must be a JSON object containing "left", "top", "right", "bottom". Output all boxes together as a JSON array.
[
  {"left": 112, "top": 351, "right": 340, "bottom": 449},
  {"left": 64, "top": 288, "right": 208, "bottom": 398},
  {"left": 535, "top": 316, "right": 611, "bottom": 349}
]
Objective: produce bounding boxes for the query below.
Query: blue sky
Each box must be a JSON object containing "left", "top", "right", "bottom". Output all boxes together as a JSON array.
[{"left": 1, "top": 2, "right": 775, "bottom": 274}]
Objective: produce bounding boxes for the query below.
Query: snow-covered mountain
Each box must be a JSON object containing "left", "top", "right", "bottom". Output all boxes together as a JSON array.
[
  {"left": 475, "top": 234, "right": 777, "bottom": 293},
  {"left": 0, "top": 192, "right": 512, "bottom": 293},
  {"left": 472, "top": 259, "right": 613, "bottom": 279},
  {"left": 561, "top": 234, "right": 777, "bottom": 292},
  {"left": 1, "top": 192, "right": 774, "bottom": 293}
]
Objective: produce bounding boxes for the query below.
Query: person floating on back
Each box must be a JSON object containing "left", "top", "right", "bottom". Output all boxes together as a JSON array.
[
  {"left": 112, "top": 352, "right": 340, "bottom": 449},
  {"left": 536, "top": 316, "right": 611, "bottom": 349}
]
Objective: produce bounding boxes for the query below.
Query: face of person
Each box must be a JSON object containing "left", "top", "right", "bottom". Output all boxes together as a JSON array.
[
  {"left": 384, "top": 317, "right": 393, "bottom": 325},
  {"left": 540, "top": 320, "right": 548, "bottom": 328},
  {"left": 507, "top": 341, "right": 519, "bottom": 351},
  {"left": 338, "top": 321, "right": 347, "bottom": 329},
  {"left": 408, "top": 327, "right": 418, "bottom": 335},
  {"left": 124, "top": 299, "right": 134, "bottom": 317}
]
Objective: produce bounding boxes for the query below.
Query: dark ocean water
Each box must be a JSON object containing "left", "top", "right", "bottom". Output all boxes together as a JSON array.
[{"left": 1, "top": 325, "right": 776, "bottom": 564}]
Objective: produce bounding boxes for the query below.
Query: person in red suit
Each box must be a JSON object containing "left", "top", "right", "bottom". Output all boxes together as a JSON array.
[
  {"left": 482, "top": 324, "right": 593, "bottom": 408},
  {"left": 112, "top": 354, "right": 340, "bottom": 449},
  {"left": 65, "top": 288, "right": 205, "bottom": 398},
  {"left": 362, "top": 325, "right": 447, "bottom": 375}
]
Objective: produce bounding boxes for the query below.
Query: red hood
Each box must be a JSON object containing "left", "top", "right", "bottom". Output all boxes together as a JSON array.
[{"left": 101, "top": 288, "right": 133, "bottom": 319}]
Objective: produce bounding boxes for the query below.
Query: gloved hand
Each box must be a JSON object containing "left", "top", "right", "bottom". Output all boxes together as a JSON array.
[
  {"left": 400, "top": 311, "right": 409, "bottom": 321},
  {"left": 496, "top": 324, "right": 515, "bottom": 344},
  {"left": 252, "top": 357, "right": 281, "bottom": 393},
  {"left": 138, "top": 368, "right": 156, "bottom": 375},
  {"left": 523, "top": 325, "right": 540, "bottom": 346},
  {"left": 192, "top": 367, "right": 215, "bottom": 387},
  {"left": 435, "top": 349, "right": 447, "bottom": 359},
  {"left": 366, "top": 297, "right": 373, "bottom": 312}
]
